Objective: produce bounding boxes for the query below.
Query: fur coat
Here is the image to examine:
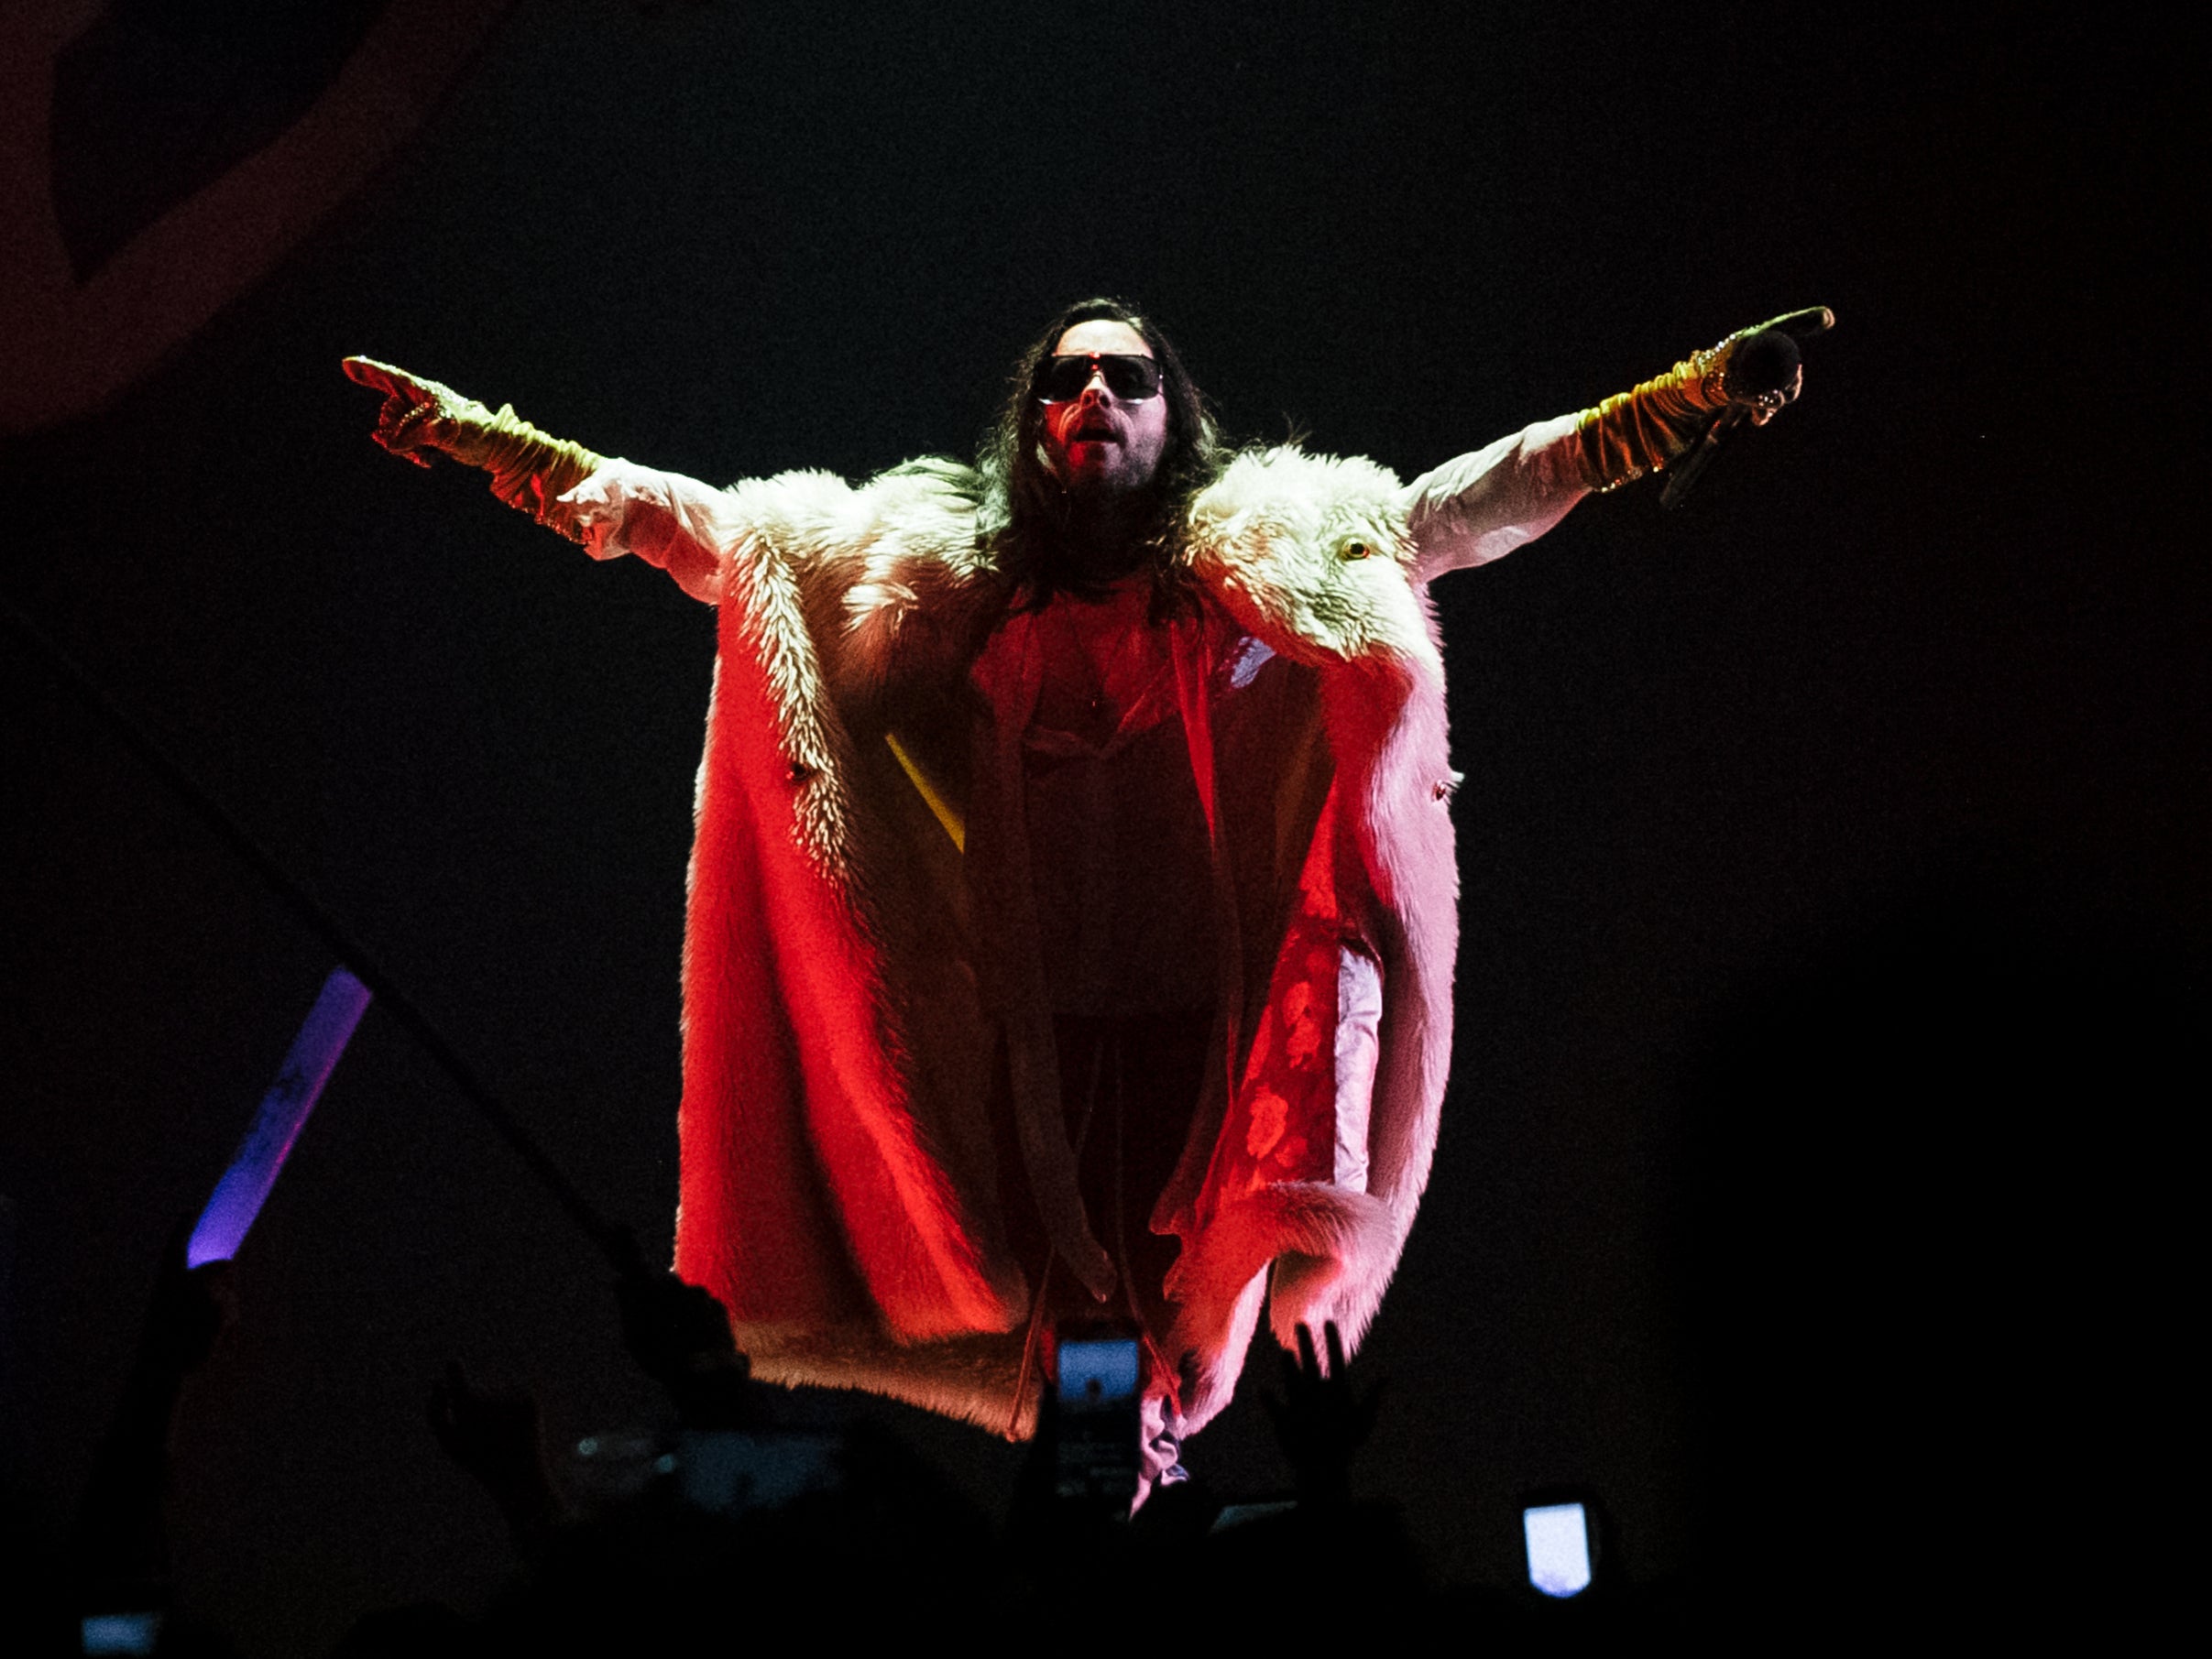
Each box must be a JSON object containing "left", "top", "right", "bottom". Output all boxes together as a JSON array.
[{"left": 562, "top": 418, "right": 1588, "bottom": 1436}]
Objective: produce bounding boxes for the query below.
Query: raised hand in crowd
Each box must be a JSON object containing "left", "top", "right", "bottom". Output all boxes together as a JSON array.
[
  {"left": 610, "top": 1236, "right": 757, "bottom": 1430},
  {"left": 72, "top": 1228, "right": 237, "bottom": 1590},
  {"left": 426, "top": 1360, "right": 564, "bottom": 1549},
  {"left": 1265, "top": 1322, "right": 1384, "bottom": 1510}
]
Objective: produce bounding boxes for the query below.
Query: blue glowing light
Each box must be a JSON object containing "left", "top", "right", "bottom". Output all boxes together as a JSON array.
[{"left": 185, "top": 967, "right": 370, "bottom": 1267}]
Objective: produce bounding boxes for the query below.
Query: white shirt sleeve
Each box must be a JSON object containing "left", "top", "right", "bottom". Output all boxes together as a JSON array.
[
  {"left": 1399, "top": 412, "right": 1591, "bottom": 582},
  {"left": 557, "top": 458, "right": 740, "bottom": 605}
]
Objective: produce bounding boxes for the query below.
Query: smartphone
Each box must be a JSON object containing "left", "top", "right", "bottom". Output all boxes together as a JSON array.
[
  {"left": 1522, "top": 1499, "right": 1594, "bottom": 1598},
  {"left": 674, "top": 1428, "right": 844, "bottom": 1516},
  {"left": 81, "top": 1610, "right": 163, "bottom": 1655},
  {"left": 1053, "top": 1316, "right": 1142, "bottom": 1507}
]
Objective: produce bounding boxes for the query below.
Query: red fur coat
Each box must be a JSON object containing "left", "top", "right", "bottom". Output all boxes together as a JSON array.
[{"left": 563, "top": 419, "right": 1588, "bottom": 1435}]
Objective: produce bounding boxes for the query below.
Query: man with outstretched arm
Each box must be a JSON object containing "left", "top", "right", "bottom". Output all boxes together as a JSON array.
[{"left": 345, "top": 298, "right": 1826, "bottom": 1499}]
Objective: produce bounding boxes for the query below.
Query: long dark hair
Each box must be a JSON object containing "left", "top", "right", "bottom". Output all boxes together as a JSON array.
[{"left": 975, "top": 297, "right": 1222, "bottom": 611}]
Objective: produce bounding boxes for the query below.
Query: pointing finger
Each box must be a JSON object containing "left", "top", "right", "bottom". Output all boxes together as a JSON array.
[
  {"left": 343, "top": 355, "right": 404, "bottom": 394},
  {"left": 1761, "top": 307, "right": 1835, "bottom": 340}
]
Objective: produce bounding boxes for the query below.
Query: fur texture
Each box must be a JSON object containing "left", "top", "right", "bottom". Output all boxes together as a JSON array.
[
  {"left": 578, "top": 446, "right": 1463, "bottom": 1436},
  {"left": 1174, "top": 449, "right": 1460, "bottom": 1419}
]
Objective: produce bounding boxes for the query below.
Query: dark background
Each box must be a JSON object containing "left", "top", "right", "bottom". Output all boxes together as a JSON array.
[{"left": 2, "top": 3, "right": 2197, "bottom": 1649}]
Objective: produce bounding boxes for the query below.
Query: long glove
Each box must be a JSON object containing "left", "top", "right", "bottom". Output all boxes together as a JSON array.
[
  {"left": 342, "top": 357, "right": 604, "bottom": 542},
  {"left": 1574, "top": 307, "right": 1833, "bottom": 492}
]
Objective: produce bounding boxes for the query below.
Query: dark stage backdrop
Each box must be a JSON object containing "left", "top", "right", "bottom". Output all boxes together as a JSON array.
[{"left": 2, "top": 4, "right": 2196, "bottom": 1649}]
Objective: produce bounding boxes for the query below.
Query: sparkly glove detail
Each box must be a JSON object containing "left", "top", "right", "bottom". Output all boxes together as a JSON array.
[
  {"left": 343, "top": 356, "right": 605, "bottom": 541},
  {"left": 1572, "top": 307, "right": 1832, "bottom": 492}
]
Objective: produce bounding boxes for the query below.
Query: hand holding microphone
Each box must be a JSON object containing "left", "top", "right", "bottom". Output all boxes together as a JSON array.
[
  {"left": 1572, "top": 306, "right": 1834, "bottom": 505},
  {"left": 1660, "top": 307, "right": 1834, "bottom": 508}
]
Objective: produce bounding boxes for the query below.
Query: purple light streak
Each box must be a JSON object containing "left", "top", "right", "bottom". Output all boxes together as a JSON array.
[{"left": 185, "top": 967, "right": 371, "bottom": 1267}]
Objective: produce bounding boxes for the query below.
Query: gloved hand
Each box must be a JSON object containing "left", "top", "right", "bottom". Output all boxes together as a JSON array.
[
  {"left": 343, "top": 355, "right": 604, "bottom": 540},
  {"left": 1575, "top": 306, "right": 1833, "bottom": 491}
]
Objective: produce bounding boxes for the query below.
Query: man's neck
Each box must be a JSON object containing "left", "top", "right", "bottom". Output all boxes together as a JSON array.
[{"left": 1058, "top": 495, "right": 1153, "bottom": 584}]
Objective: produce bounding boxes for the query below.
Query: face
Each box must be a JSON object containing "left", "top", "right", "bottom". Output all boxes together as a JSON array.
[{"left": 1038, "top": 319, "right": 1170, "bottom": 500}]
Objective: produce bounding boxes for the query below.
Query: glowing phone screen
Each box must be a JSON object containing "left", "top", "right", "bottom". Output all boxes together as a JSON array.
[
  {"left": 1523, "top": 1501, "right": 1593, "bottom": 1598},
  {"left": 1057, "top": 1337, "right": 1140, "bottom": 1409}
]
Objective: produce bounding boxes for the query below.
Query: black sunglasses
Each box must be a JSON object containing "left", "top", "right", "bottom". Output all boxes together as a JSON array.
[{"left": 1035, "top": 353, "right": 1164, "bottom": 403}]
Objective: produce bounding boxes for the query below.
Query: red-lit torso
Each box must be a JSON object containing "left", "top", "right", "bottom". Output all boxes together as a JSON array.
[{"left": 1015, "top": 578, "right": 1218, "bottom": 1016}]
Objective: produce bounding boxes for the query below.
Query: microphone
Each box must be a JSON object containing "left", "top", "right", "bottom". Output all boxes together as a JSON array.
[
  {"left": 1659, "top": 321, "right": 1817, "bottom": 511},
  {"left": 1724, "top": 328, "right": 1805, "bottom": 403}
]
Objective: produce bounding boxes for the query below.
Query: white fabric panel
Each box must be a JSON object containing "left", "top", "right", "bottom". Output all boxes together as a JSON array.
[
  {"left": 559, "top": 459, "right": 737, "bottom": 605},
  {"left": 1333, "top": 946, "right": 1383, "bottom": 1193}
]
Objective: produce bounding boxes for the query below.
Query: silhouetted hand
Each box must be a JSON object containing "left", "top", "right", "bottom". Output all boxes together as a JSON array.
[
  {"left": 615, "top": 1271, "right": 740, "bottom": 1387},
  {"left": 1264, "top": 1322, "right": 1384, "bottom": 1508},
  {"left": 72, "top": 1226, "right": 241, "bottom": 1588},
  {"left": 427, "top": 1361, "right": 563, "bottom": 1544},
  {"left": 612, "top": 1244, "right": 755, "bottom": 1428},
  {"left": 141, "top": 1231, "right": 235, "bottom": 1381}
]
